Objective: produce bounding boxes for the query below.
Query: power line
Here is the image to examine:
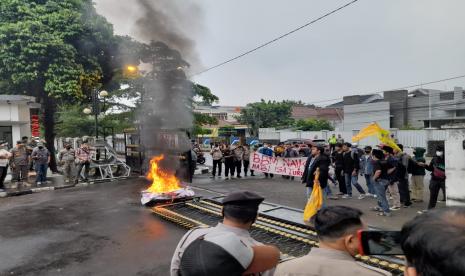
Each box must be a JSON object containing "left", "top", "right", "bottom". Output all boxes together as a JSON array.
[
  {"left": 190, "top": 0, "right": 360, "bottom": 77},
  {"left": 309, "top": 74, "right": 465, "bottom": 105}
]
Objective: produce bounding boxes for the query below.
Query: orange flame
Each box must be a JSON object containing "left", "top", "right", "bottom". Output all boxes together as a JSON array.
[{"left": 146, "top": 155, "right": 181, "bottom": 193}]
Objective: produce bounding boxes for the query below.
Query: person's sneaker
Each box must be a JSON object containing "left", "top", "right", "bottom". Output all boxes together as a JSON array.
[
  {"left": 377, "top": 212, "right": 392, "bottom": 217},
  {"left": 358, "top": 194, "right": 366, "bottom": 200},
  {"left": 65, "top": 179, "right": 70, "bottom": 183},
  {"left": 336, "top": 192, "right": 344, "bottom": 196},
  {"left": 225, "top": 177, "right": 229, "bottom": 180},
  {"left": 403, "top": 203, "right": 412, "bottom": 208},
  {"left": 36, "top": 182, "right": 41, "bottom": 185},
  {"left": 390, "top": 206, "right": 401, "bottom": 211},
  {"left": 236, "top": 175, "right": 242, "bottom": 178},
  {"left": 210, "top": 175, "right": 215, "bottom": 178},
  {"left": 370, "top": 206, "right": 382, "bottom": 212},
  {"left": 373, "top": 194, "right": 378, "bottom": 198},
  {"left": 218, "top": 176, "right": 222, "bottom": 179},
  {"left": 366, "top": 193, "right": 375, "bottom": 197},
  {"left": 417, "top": 209, "right": 428, "bottom": 214},
  {"left": 438, "top": 199, "right": 446, "bottom": 202},
  {"left": 341, "top": 194, "right": 352, "bottom": 199}
]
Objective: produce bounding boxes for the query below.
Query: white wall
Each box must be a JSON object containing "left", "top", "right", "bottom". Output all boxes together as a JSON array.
[
  {"left": 0, "top": 103, "right": 18, "bottom": 121},
  {"left": 343, "top": 102, "right": 390, "bottom": 131},
  {"left": 445, "top": 129, "right": 465, "bottom": 206},
  {"left": 12, "top": 125, "right": 21, "bottom": 143}
]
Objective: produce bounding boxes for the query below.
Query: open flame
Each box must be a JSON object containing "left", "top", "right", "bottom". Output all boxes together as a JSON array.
[{"left": 146, "top": 154, "right": 181, "bottom": 194}]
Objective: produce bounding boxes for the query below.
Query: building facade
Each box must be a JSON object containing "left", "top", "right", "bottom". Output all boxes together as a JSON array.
[
  {"left": 337, "top": 87, "right": 465, "bottom": 131},
  {"left": 0, "top": 95, "right": 40, "bottom": 146}
]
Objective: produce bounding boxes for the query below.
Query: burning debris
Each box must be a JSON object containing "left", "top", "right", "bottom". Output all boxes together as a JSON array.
[{"left": 141, "top": 154, "right": 194, "bottom": 205}]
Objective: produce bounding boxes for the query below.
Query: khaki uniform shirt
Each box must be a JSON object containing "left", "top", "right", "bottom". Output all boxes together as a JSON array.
[
  {"left": 10, "top": 147, "right": 29, "bottom": 166},
  {"left": 170, "top": 223, "right": 275, "bottom": 276},
  {"left": 59, "top": 149, "right": 76, "bottom": 163},
  {"left": 275, "top": 247, "right": 391, "bottom": 276}
]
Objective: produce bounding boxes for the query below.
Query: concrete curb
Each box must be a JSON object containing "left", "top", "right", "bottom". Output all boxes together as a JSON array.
[{"left": 0, "top": 177, "right": 137, "bottom": 198}]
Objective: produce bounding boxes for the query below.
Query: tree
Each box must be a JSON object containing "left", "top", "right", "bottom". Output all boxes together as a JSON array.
[
  {"left": 294, "top": 119, "right": 334, "bottom": 131},
  {"left": 238, "top": 100, "right": 294, "bottom": 136},
  {"left": 0, "top": 0, "right": 122, "bottom": 171}
]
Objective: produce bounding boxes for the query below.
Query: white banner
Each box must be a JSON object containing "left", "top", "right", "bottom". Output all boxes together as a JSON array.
[{"left": 250, "top": 152, "right": 307, "bottom": 177}]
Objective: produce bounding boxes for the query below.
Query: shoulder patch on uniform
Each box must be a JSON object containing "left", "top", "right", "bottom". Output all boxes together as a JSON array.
[{"left": 356, "top": 261, "right": 392, "bottom": 276}]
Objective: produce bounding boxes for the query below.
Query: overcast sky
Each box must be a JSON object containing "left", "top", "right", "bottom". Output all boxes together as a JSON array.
[{"left": 95, "top": 0, "right": 465, "bottom": 106}]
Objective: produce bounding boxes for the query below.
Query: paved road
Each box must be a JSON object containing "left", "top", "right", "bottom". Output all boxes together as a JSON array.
[
  {"left": 0, "top": 170, "right": 445, "bottom": 275},
  {"left": 0, "top": 179, "right": 185, "bottom": 276},
  {"left": 192, "top": 173, "right": 444, "bottom": 230}
]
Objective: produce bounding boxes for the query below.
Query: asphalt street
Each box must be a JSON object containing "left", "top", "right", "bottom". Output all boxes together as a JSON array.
[
  {"left": 0, "top": 168, "right": 443, "bottom": 275},
  {"left": 0, "top": 179, "right": 185, "bottom": 276}
]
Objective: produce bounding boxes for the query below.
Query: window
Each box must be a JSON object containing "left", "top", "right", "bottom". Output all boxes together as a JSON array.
[
  {"left": 440, "top": 92, "right": 454, "bottom": 101},
  {"left": 456, "top": 110, "right": 465, "bottom": 117}
]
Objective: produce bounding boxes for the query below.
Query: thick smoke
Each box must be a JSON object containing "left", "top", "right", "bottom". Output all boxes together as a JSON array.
[
  {"left": 134, "top": 0, "right": 203, "bottom": 70},
  {"left": 131, "top": 1, "right": 203, "bottom": 175},
  {"left": 94, "top": 0, "right": 203, "bottom": 175}
]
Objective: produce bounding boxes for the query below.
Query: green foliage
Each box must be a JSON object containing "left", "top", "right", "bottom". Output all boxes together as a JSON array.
[
  {"left": 0, "top": 0, "right": 118, "bottom": 99},
  {"left": 294, "top": 119, "right": 334, "bottom": 131},
  {"left": 193, "top": 84, "right": 219, "bottom": 105},
  {"left": 55, "top": 104, "right": 133, "bottom": 137},
  {"left": 194, "top": 113, "right": 218, "bottom": 126},
  {"left": 238, "top": 100, "right": 295, "bottom": 136}
]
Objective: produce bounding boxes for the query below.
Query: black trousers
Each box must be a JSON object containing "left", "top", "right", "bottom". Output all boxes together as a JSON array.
[
  {"left": 234, "top": 160, "right": 242, "bottom": 176},
  {"left": 428, "top": 179, "right": 446, "bottom": 209},
  {"left": 398, "top": 178, "right": 411, "bottom": 206},
  {"left": 224, "top": 159, "right": 234, "bottom": 177},
  {"left": 335, "top": 167, "right": 347, "bottom": 194},
  {"left": 0, "top": 165, "right": 8, "bottom": 188},
  {"left": 212, "top": 160, "right": 222, "bottom": 176},
  {"left": 243, "top": 160, "right": 250, "bottom": 175}
]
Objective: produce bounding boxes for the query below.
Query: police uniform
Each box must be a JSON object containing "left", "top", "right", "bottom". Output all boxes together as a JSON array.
[
  {"left": 59, "top": 148, "right": 76, "bottom": 182},
  {"left": 274, "top": 247, "right": 391, "bottom": 276},
  {"left": 170, "top": 191, "right": 275, "bottom": 276},
  {"left": 10, "top": 144, "right": 29, "bottom": 183}
]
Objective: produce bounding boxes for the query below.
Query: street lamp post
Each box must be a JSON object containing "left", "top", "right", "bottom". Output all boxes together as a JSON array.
[{"left": 83, "top": 90, "right": 108, "bottom": 139}]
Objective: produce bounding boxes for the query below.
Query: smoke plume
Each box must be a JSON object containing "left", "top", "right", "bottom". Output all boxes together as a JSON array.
[{"left": 134, "top": 0, "right": 203, "bottom": 70}]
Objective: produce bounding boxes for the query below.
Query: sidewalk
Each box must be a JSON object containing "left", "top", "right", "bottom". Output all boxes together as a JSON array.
[{"left": 0, "top": 169, "right": 73, "bottom": 197}]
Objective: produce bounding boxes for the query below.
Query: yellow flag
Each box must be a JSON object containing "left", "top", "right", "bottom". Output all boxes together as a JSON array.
[
  {"left": 352, "top": 123, "right": 401, "bottom": 152},
  {"left": 352, "top": 123, "right": 382, "bottom": 142},
  {"left": 303, "top": 169, "right": 323, "bottom": 222}
]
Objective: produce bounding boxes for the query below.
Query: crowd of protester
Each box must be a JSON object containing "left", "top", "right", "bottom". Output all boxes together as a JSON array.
[{"left": 208, "top": 136, "right": 445, "bottom": 217}]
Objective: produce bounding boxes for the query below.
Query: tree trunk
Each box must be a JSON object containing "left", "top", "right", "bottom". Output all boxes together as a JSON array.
[{"left": 43, "top": 94, "right": 58, "bottom": 173}]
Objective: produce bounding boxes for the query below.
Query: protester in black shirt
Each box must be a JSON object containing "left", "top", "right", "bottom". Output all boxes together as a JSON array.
[
  {"left": 302, "top": 146, "right": 330, "bottom": 204},
  {"left": 342, "top": 142, "right": 366, "bottom": 199},
  {"left": 418, "top": 145, "right": 446, "bottom": 212},
  {"left": 371, "top": 149, "right": 392, "bottom": 217},
  {"left": 331, "top": 143, "right": 347, "bottom": 196}
]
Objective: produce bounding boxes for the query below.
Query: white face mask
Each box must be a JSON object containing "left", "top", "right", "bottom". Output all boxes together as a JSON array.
[{"left": 436, "top": 151, "right": 444, "bottom": 157}]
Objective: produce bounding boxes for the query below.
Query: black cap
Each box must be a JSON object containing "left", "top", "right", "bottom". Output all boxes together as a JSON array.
[
  {"left": 436, "top": 145, "right": 444, "bottom": 151},
  {"left": 222, "top": 191, "right": 264, "bottom": 207},
  {"left": 16, "top": 140, "right": 23, "bottom": 145}
]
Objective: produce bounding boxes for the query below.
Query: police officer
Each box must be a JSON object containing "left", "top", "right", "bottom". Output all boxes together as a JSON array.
[
  {"left": 59, "top": 143, "right": 76, "bottom": 183},
  {"left": 170, "top": 191, "right": 277, "bottom": 276},
  {"left": 275, "top": 206, "right": 391, "bottom": 276},
  {"left": 9, "top": 141, "right": 30, "bottom": 187}
]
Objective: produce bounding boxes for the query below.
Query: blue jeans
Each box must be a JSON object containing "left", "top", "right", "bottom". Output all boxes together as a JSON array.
[
  {"left": 35, "top": 163, "right": 47, "bottom": 183},
  {"left": 364, "top": 174, "right": 376, "bottom": 194},
  {"left": 374, "top": 178, "right": 390, "bottom": 213},
  {"left": 306, "top": 186, "right": 328, "bottom": 207},
  {"left": 344, "top": 173, "right": 366, "bottom": 196}
]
